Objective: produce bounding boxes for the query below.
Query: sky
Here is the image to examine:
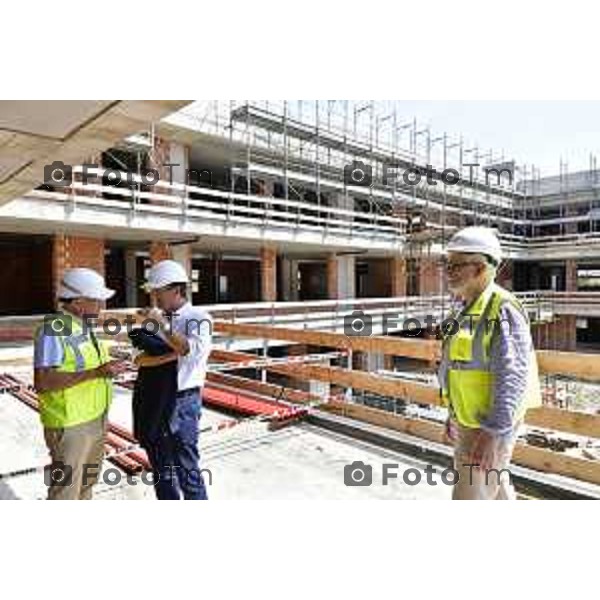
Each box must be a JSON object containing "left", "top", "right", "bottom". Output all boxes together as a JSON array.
[
  {"left": 177, "top": 100, "right": 600, "bottom": 178},
  {"left": 390, "top": 101, "right": 600, "bottom": 177}
]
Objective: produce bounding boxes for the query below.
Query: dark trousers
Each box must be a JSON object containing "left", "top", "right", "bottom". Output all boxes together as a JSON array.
[{"left": 145, "top": 388, "right": 208, "bottom": 500}]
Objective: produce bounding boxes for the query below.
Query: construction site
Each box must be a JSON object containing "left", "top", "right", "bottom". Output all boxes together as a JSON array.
[{"left": 1, "top": 99, "right": 600, "bottom": 500}]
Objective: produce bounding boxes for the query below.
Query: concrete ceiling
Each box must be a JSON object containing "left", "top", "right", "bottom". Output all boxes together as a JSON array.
[
  {"left": 0, "top": 100, "right": 191, "bottom": 206},
  {"left": 0, "top": 217, "right": 389, "bottom": 259}
]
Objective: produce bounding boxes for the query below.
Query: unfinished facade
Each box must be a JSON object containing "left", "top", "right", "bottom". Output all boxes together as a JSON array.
[{"left": 1, "top": 100, "right": 598, "bottom": 354}]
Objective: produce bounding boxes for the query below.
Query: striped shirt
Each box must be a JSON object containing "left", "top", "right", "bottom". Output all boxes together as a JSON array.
[{"left": 483, "top": 301, "right": 532, "bottom": 436}]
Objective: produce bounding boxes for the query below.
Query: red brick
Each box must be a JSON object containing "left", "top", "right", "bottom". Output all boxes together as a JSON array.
[
  {"left": 390, "top": 257, "right": 406, "bottom": 297},
  {"left": 52, "top": 235, "right": 105, "bottom": 305},
  {"left": 261, "top": 246, "right": 277, "bottom": 301},
  {"left": 149, "top": 242, "right": 172, "bottom": 264},
  {"left": 418, "top": 256, "right": 443, "bottom": 295}
]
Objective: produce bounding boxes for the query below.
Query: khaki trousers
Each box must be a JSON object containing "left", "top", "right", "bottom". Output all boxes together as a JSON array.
[
  {"left": 43, "top": 414, "right": 107, "bottom": 500},
  {"left": 452, "top": 424, "right": 520, "bottom": 500}
]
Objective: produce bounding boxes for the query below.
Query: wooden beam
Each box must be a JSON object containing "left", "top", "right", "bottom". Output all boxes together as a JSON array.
[
  {"left": 323, "top": 400, "right": 600, "bottom": 486},
  {"left": 216, "top": 366, "right": 600, "bottom": 484},
  {"left": 210, "top": 349, "right": 253, "bottom": 363},
  {"left": 207, "top": 372, "right": 330, "bottom": 405},
  {"left": 269, "top": 362, "right": 441, "bottom": 406},
  {"left": 536, "top": 350, "right": 600, "bottom": 382},
  {"left": 324, "top": 400, "right": 446, "bottom": 443},
  {"left": 526, "top": 405, "right": 600, "bottom": 439},
  {"left": 213, "top": 321, "right": 440, "bottom": 362},
  {"left": 212, "top": 322, "right": 600, "bottom": 382},
  {"left": 210, "top": 348, "right": 600, "bottom": 439},
  {"left": 210, "top": 349, "right": 441, "bottom": 406},
  {"left": 98, "top": 312, "right": 600, "bottom": 381},
  {"left": 512, "top": 444, "right": 600, "bottom": 486}
]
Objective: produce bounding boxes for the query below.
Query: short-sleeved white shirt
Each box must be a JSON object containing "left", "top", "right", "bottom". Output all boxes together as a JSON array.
[{"left": 166, "top": 303, "right": 212, "bottom": 392}]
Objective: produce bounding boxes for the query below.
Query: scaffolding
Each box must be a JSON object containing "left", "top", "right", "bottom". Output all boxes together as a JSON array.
[{"left": 163, "top": 100, "right": 600, "bottom": 268}]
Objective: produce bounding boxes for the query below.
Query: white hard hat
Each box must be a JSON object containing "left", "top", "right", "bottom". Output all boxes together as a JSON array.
[
  {"left": 145, "top": 259, "right": 189, "bottom": 291},
  {"left": 445, "top": 226, "right": 502, "bottom": 265},
  {"left": 58, "top": 268, "right": 115, "bottom": 301}
]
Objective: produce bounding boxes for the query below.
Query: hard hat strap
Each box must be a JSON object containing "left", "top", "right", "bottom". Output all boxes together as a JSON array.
[{"left": 60, "top": 280, "right": 85, "bottom": 297}]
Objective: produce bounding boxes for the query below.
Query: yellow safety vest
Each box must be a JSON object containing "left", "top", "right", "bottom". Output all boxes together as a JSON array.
[
  {"left": 440, "top": 282, "right": 542, "bottom": 428},
  {"left": 36, "top": 314, "right": 113, "bottom": 429}
]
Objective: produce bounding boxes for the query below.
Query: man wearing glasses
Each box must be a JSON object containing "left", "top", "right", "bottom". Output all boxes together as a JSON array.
[{"left": 438, "top": 227, "right": 542, "bottom": 500}]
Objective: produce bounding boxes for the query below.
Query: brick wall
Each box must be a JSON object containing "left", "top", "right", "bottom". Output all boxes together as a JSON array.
[
  {"left": 149, "top": 242, "right": 172, "bottom": 264},
  {"left": 418, "top": 256, "right": 443, "bottom": 295},
  {"left": 52, "top": 235, "right": 105, "bottom": 304},
  {"left": 565, "top": 259, "right": 578, "bottom": 292},
  {"left": 390, "top": 257, "right": 406, "bottom": 297},
  {"left": 260, "top": 246, "right": 277, "bottom": 301}
]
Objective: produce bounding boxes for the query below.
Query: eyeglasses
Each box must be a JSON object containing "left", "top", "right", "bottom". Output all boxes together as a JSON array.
[{"left": 444, "top": 261, "right": 481, "bottom": 273}]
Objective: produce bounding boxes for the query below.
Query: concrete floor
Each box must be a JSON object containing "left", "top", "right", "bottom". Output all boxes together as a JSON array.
[{"left": 0, "top": 383, "right": 452, "bottom": 501}]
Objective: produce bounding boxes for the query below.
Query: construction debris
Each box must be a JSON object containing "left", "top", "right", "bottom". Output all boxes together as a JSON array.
[{"left": 523, "top": 430, "right": 579, "bottom": 453}]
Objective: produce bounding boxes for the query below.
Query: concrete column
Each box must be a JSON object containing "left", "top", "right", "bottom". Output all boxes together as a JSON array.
[
  {"left": 327, "top": 193, "right": 354, "bottom": 230},
  {"left": 337, "top": 256, "right": 355, "bottom": 299},
  {"left": 364, "top": 352, "right": 385, "bottom": 373},
  {"left": 124, "top": 248, "right": 138, "bottom": 307},
  {"left": 169, "top": 142, "right": 189, "bottom": 184},
  {"left": 171, "top": 244, "right": 192, "bottom": 278},
  {"left": 147, "top": 137, "right": 172, "bottom": 182},
  {"left": 146, "top": 137, "right": 173, "bottom": 210},
  {"left": 565, "top": 205, "right": 579, "bottom": 235},
  {"left": 333, "top": 191, "right": 354, "bottom": 212},
  {"left": 260, "top": 246, "right": 277, "bottom": 301},
  {"left": 280, "top": 257, "right": 299, "bottom": 301},
  {"left": 327, "top": 253, "right": 356, "bottom": 299},
  {"left": 565, "top": 259, "right": 578, "bottom": 292},
  {"left": 563, "top": 259, "right": 578, "bottom": 351}
]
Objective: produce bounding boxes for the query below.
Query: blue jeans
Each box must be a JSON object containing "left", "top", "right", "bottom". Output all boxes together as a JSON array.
[{"left": 145, "top": 388, "right": 208, "bottom": 500}]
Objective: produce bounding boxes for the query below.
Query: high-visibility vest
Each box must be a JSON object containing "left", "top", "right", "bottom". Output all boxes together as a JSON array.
[
  {"left": 36, "top": 314, "right": 113, "bottom": 429},
  {"left": 440, "top": 282, "right": 542, "bottom": 428}
]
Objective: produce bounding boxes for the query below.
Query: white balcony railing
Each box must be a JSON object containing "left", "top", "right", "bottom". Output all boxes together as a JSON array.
[
  {"left": 12, "top": 167, "right": 413, "bottom": 250},
  {"left": 7, "top": 166, "right": 600, "bottom": 258}
]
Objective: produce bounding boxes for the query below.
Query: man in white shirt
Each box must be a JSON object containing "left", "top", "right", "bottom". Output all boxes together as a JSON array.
[{"left": 137, "top": 259, "right": 212, "bottom": 500}]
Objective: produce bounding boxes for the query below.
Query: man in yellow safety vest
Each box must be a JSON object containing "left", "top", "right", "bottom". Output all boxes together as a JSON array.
[
  {"left": 438, "top": 227, "right": 542, "bottom": 500},
  {"left": 34, "top": 268, "right": 124, "bottom": 500}
]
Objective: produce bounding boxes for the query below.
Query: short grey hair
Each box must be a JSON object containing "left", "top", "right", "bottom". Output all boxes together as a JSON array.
[{"left": 471, "top": 253, "right": 497, "bottom": 283}]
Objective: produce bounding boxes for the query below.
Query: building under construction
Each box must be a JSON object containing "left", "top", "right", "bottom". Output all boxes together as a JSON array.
[{"left": 1, "top": 100, "right": 599, "bottom": 499}]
